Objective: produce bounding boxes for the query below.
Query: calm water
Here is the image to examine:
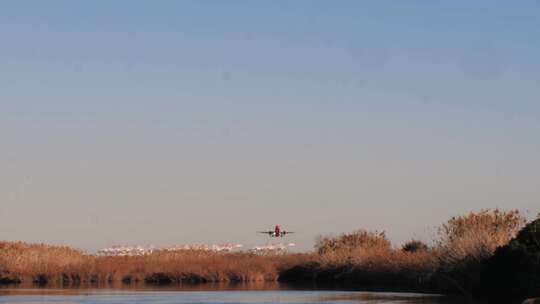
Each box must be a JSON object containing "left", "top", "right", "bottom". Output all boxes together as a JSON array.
[{"left": 0, "top": 284, "right": 462, "bottom": 304}]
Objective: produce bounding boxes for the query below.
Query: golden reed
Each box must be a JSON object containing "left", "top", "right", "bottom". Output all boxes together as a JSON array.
[{"left": 0, "top": 209, "right": 525, "bottom": 291}]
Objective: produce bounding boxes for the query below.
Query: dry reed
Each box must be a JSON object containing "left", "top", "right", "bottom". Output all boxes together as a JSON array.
[
  {"left": 0, "top": 242, "right": 310, "bottom": 285},
  {"left": 280, "top": 209, "right": 525, "bottom": 295},
  {"left": 0, "top": 209, "right": 527, "bottom": 296}
]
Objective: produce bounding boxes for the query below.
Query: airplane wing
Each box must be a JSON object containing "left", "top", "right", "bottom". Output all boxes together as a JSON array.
[
  {"left": 258, "top": 231, "right": 273, "bottom": 235},
  {"left": 282, "top": 231, "right": 294, "bottom": 235}
]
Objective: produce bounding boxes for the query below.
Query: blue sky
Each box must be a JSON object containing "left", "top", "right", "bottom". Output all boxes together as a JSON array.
[{"left": 1, "top": 1, "right": 539, "bottom": 251}]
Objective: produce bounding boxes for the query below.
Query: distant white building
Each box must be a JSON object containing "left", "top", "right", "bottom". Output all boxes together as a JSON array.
[
  {"left": 249, "top": 243, "right": 296, "bottom": 255},
  {"left": 96, "top": 243, "right": 243, "bottom": 256}
]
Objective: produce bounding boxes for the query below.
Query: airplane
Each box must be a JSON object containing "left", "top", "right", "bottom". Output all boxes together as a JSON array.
[{"left": 258, "top": 225, "right": 294, "bottom": 237}]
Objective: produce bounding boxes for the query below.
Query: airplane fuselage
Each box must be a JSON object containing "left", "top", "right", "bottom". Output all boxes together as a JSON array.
[
  {"left": 274, "top": 225, "right": 281, "bottom": 237},
  {"left": 259, "top": 225, "right": 293, "bottom": 237}
]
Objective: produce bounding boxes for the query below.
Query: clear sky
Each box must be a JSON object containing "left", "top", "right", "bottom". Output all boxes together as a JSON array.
[{"left": 1, "top": 1, "right": 539, "bottom": 252}]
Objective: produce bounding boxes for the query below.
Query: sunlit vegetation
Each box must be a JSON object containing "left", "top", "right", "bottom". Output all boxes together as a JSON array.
[
  {"left": 1, "top": 209, "right": 536, "bottom": 300},
  {"left": 0, "top": 243, "right": 310, "bottom": 285},
  {"left": 401, "top": 240, "right": 429, "bottom": 253},
  {"left": 280, "top": 209, "right": 529, "bottom": 299},
  {"left": 280, "top": 230, "right": 438, "bottom": 289},
  {"left": 435, "top": 209, "right": 525, "bottom": 295},
  {"left": 481, "top": 215, "right": 540, "bottom": 300}
]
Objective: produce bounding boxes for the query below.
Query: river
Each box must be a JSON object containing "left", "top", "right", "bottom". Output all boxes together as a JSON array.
[{"left": 0, "top": 283, "right": 467, "bottom": 304}]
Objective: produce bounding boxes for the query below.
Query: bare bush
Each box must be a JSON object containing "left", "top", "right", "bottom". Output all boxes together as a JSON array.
[
  {"left": 402, "top": 240, "right": 429, "bottom": 253},
  {"left": 436, "top": 209, "right": 525, "bottom": 268}
]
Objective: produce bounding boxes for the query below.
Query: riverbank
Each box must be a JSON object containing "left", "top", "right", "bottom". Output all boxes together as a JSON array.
[
  {"left": 0, "top": 242, "right": 310, "bottom": 284},
  {"left": 280, "top": 210, "right": 539, "bottom": 302},
  {"left": 1, "top": 210, "right": 538, "bottom": 302}
]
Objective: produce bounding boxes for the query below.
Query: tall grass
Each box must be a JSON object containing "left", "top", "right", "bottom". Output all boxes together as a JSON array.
[
  {"left": 435, "top": 209, "right": 526, "bottom": 294},
  {"left": 0, "top": 242, "right": 309, "bottom": 285},
  {"left": 280, "top": 230, "right": 438, "bottom": 288},
  {"left": 280, "top": 209, "right": 526, "bottom": 296},
  {"left": 436, "top": 209, "right": 524, "bottom": 266},
  {"left": 0, "top": 242, "right": 94, "bottom": 284},
  {"left": 0, "top": 209, "right": 528, "bottom": 297}
]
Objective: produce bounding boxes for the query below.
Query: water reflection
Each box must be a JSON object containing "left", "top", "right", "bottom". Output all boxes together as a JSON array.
[
  {"left": 0, "top": 283, "right": 473, "bottom": 304},
  {"left": 0, "top": 281, "right": 285, "bottom": 295},
  {"left": 318, "top": 293, "right": 459, "bottom": 304}
]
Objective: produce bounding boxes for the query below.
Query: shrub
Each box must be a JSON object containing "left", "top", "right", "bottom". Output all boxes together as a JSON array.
[
  {"left": 291, "top": 230, "right": 440, "bottom": 289},
  {"left": 315, "top": 230, "right": 392, "bottom": 267},
  {"left": 402, "top": 240, "right": 429, "bottom": 253},
  {"left": 316, "top": 230, "right": 390, "bottom": 255},
  {"left": 482, "top": 217, "right": 540, "bottom": 300},
  {"left": 435, "top": 209, "right": 526, "bottom": 294},
  {"left": 437, "top": 209, "right": 525, "bottom": 267}
]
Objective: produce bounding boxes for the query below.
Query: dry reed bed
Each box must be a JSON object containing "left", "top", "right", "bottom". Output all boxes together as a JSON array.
[
  {"left": 0, "top": 209, "right": 528, "bottom": 296},
  {"left": 280, "top": 209, "right": 526, "bottom": 294},
  {"left": 0, "top": 243, "right": 311, "bottom": 285}
]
